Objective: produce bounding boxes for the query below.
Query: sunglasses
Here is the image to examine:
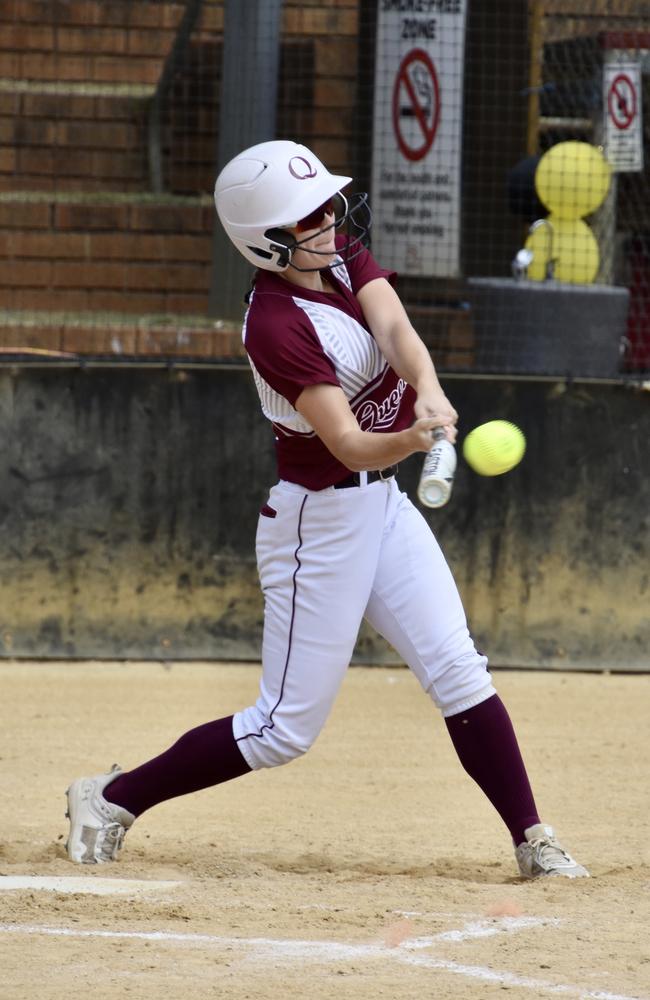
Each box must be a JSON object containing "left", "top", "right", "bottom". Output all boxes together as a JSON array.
[
  {"left": 295, "top": 193, "right": 346, "bottom": 233},
  {"left": 295, "top": 199, "right": 335, "bottom": 233}
]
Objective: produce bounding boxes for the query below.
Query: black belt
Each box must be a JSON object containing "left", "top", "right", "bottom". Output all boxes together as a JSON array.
[{"left": 333, "top": 465, "right": 398, "bottom": 489}]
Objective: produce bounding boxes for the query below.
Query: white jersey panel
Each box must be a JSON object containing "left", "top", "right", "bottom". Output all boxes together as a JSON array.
[
  {"left": 243, "top": 288, "right": 387, "bottom": 436},
  {"left": 242, "top": 290, "right": 315, "bottom": 436},
  {"left": 248, "top": 356, "right": 315, "bottom": 436},
  {"left": 331, "top": 256, "right": 353, "bottom": 290},
  {"left": 292, "top": 296, "right": 386, "bottom": 401}
]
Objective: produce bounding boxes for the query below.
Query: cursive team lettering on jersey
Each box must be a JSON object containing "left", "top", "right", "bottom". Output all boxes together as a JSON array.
[{"left": 355, "top": 378, "right": 408, "bottom": 432}]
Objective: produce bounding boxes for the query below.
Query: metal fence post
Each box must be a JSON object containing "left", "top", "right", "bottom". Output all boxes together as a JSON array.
[{"left": 208, "top": 0, "right": 284, "bottom": 321}]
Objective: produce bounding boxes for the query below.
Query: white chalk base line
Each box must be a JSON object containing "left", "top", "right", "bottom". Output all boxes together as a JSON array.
[
  {"left": 0, "top": 916, "right": 644, "bottom": 1000},
  {"left": 0, "top": 876, "right": 182, "bottom": 896}
]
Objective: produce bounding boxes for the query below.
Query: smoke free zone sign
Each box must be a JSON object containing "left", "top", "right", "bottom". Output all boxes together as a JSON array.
[{"left": 371, "top": 0, "right": 466, "bottom": 277}]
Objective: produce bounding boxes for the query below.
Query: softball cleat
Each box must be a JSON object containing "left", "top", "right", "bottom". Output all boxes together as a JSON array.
[
  {"left": 515, "top": 823, "right": 589, "bottom": 879},
  {"left": 65, "top": 765, "right": 135, "bottom": 864}
]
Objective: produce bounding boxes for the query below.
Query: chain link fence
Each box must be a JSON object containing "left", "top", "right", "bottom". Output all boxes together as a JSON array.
[{"left": 0, "top": 0, "right": 648, "bottom": 375}]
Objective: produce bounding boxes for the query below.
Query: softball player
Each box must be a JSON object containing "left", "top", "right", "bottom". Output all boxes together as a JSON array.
[{"left": 66, "top": 141, "right": 588, "bottom": 880}]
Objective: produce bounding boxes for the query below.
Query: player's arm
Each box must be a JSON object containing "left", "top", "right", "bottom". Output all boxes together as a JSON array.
[
  {"left": 356, "top": 277, "right": 458, "bottom": 441},
  {"left": 294, "top": 382, "right": 440, "bottom": 472}
]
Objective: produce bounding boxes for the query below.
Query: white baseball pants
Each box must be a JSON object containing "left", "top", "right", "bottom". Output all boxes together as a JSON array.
[{"left": 233, "top": 476, "right": 495, "bottom": 770}]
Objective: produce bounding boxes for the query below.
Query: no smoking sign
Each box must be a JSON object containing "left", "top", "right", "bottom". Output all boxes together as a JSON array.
[
  {"left": 608, "top": 73, "right": 636, "bottom": 130},
  {"left": 603, "top": 61, "right": 643, "bottom": 172},
  {"left": 392, "top": 48, "right": 440, "bottom": 162},
  {"left": 371, "top": 2, "right": 467, "bottom": 277}
]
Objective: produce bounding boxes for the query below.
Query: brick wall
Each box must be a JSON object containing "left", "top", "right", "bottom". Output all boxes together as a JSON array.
[
  {"left": 0, "top": 1, "right": 192, "bottom": 82},
  {"left": 282, "top": 0, "right": 360, "bottom": 174},
  {"left": 0, "top": 0, "right": 368, "bottom": 358},
  {"left": 0, "top": 0, "right": 361, "bottom": 195},
  {"left": 0, "top": 88, "right": 151, "bottom": 193},
  {"left": 0, "top": 195, "right": 215, "bottom": 314},
  {"left": 542, "top": 0, "right": 650, "bottom": 43}
]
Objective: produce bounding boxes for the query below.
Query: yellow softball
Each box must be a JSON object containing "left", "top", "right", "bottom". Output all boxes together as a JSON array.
[{"left": 462, "top": 421, "right": 526, "bottom": 476}]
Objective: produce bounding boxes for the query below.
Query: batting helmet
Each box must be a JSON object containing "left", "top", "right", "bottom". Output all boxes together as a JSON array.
[{"left": 214, "top": 140, "right": 370, "bottom": 272}]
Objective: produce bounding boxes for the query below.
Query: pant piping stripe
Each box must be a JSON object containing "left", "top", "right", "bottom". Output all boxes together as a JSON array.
[{"left": 236, "top": 493, "right": 307, "bottom": 745}]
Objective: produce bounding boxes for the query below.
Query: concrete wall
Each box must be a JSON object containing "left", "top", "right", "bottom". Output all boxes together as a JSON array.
[{"left": 0, "top": 364, "right": 647, "bottom": 670}]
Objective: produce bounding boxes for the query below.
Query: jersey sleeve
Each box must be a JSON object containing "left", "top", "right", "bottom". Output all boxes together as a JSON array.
[
  {"left": 337, "top": 236, "right": 397, "bottom": 294},
  {"left": 244, "top": 302, "right": 339, "bottom": 407}
]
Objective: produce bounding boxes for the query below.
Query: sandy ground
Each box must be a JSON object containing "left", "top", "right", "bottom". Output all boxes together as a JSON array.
[{"left": 0, "top": 660, "right": 649, "bottom": 1000}]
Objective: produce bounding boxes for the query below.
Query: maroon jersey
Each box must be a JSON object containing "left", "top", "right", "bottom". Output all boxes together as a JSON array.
[{"left": 243, "top": 237, "right": 416, "bottom": 489}]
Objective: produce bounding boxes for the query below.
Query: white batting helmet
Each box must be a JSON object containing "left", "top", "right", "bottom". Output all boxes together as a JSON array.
[{"left": 214, "top": 140, "right": 356, "bottom": 272}]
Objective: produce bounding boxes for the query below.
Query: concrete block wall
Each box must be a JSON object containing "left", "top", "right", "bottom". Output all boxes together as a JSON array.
[{"left": 1, "top": 366, "right": 646, "bottom": 669}]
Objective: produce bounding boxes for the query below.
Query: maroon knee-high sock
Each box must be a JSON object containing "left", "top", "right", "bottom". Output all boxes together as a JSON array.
[
  {"left": 445, "top": 694, "right": 540, "bottom": 846},
  {"left": 104, "top": 715, "right": 251, "bottom": 817}
]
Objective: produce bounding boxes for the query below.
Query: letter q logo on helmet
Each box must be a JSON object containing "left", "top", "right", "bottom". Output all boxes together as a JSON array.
[
  {"left": 214, "top": 140, "right": 351, "bottom": 272},
  {"left": 288, "top": 156, "right": 318, "bottom": 180}
]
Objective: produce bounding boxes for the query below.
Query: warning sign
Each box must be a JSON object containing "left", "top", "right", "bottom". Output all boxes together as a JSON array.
[
  {"left": 608, "top": 72, "right": 636, "bottom": 130},
  {"left": 371, "top": 2, "right": 467, "bottom": 278},
  {"left": 392, "top": 48, "right": 440, "bottom": 162},
  {"left": 603, "top": 61, "right": 643, "bottom": 172}
]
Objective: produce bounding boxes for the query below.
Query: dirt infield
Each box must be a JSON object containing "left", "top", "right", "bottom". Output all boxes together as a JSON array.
[{"left": 1, "top": 661, "right": 649, "bottom": 1000}]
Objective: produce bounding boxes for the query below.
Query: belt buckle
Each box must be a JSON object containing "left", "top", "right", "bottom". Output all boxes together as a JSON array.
[{"left": 379, "top": 464, "right": 396, "bottom": 481}]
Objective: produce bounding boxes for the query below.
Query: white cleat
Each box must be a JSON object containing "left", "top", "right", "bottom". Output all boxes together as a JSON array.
[
  {"left": 65, "top": 765, "right": 135, "bottom": 864},
  {"left": 515, "top": 823, "right": 590, "bottom": 879}
]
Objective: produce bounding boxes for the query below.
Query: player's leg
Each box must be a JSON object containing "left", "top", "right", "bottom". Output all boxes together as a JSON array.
[
  {"left": 364, "top": 482, "right": 496, "bottom": 715},
  {"left": 364, "top": 480, "right": 588, "bottom": 878},
  {"left": 233, "top": 479, "right": 389, "bottom": 769},
  {"left": 66, "top": 480, "right": 387, "bottom": 863}
]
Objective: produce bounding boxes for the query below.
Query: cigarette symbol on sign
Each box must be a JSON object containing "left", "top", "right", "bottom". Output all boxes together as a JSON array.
[
  {"left": 401, "top": 65, "right": 433, "bottom": 119},
  {"left": 392, "top": 48, "right": 440, "bottom": 162}
]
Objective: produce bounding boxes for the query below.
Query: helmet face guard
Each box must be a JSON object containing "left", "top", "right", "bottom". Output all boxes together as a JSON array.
[
  {"left": 214, "top": 140, "right": 372, "bottom": 273},
  {"left": 266, "top": 191, "right": 372, "bottom": 272}
]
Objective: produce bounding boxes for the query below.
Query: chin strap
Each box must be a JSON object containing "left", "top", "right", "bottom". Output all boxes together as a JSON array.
[{"left": 288, "top": 234, "right": 370, "bottom": 273}]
